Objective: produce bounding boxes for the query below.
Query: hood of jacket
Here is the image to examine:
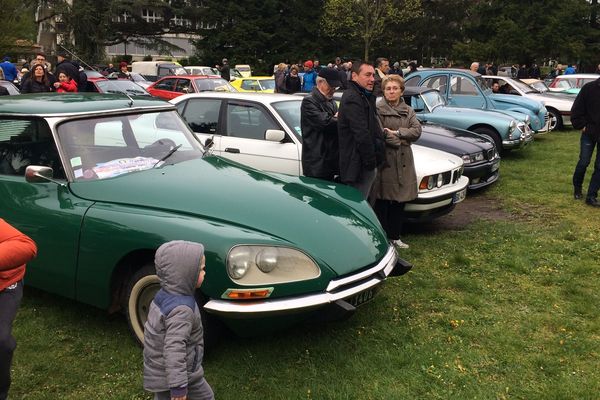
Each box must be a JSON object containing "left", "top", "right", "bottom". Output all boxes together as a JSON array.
[{"left": 155, "top": 240, "right": 204, "bottom": 295}]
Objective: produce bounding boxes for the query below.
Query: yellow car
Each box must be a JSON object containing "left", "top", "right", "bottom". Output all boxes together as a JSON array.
[{"left": 230, "top": 76, "right": 275, "bottom": 93}]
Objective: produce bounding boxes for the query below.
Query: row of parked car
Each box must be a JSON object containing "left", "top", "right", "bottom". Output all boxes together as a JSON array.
[{"left": 0, "top": 67, "right": 584, "bottom": 344}]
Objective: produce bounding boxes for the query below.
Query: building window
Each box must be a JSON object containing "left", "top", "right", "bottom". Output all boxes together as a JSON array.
[{"left": 142, "top": 8, "right": 162, "bottom": 23}]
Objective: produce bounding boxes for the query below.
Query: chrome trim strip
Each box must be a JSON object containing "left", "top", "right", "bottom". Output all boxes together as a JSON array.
[{"left": 203, "top": 246, "right": 398, "bottom": 317}]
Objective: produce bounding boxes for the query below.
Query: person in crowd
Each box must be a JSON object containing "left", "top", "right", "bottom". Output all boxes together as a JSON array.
[
  {"left": 284, "top": 65, "right": 301, "bottom": 94},
  {"left": 301, "top": 60, "right": 317, "bottom": 92},
  {"left": 491, "top": 82, "right": 501, "bottom": 93},
  {"left": 313, "top": 60, "right": 322, "bottom": 73},
  {"left": 595, "top": 64, "right": 600, "bottom": 75},
  {"left": 105, "top": 63, "right": 117, "bottom": 74},
  {"left": 274, "top": 63, "right": 287, "bottom": 93},
  {"left": 337, "top": 63, "right": 349, "bottom": 90},
  {"left": 389, "top": 62, "right": 403, "bottom": 76},
  {"left": 53, "top": 71, "right": 78, "bottom": 93},
  {"left": 338, "top": 61, "right": 386, "bottom": 198},
  {"left": 488, "top": 61, "right": 498, "bottom": 76},
  {"left": 564, "top": 64, "right": 576, "bottom": 75},
  {"left": 0, "top": 57, "right": 17, "bottom": 83},
  {"left": 301, "top": 68, "right": 341, "bottom": 182},
  {"left": 477, "top": 63, "right": 487, "bottom": 75},
  {"left": 571, "top": 75, "right": 600, "bottom": 206},
  {"left": 529, "top": 63, "right": 541, "bottom": 79},
  {"left": 373, "top": 57, "right": 390, "bottom": 97},
  {"left": 370, "top": 75, "right": 421, "bottom": 248},
  {"left": 116, "top": 61, "right": 131, "bottom": 79},
  {"left": 517, "top": 64, "right": 529, "bottom": 79},
  {"left": 218, "top": 58, "right": 230, "bottom": 81},
  {"left": 143, "top": 240, "right": 214, "bottom": 400},
  {"left": 20, "top": 53, "right": 54, "bottom": 87},
  {"left": 405, "top": 61, "right": 418, "bottom": 77},
  {"left": 334, "top": 57, "right": 343, "bottom": 70},
  {"left": 55, "top": 51, "right": 79, "bottom": 82},
  {"left": 0, "top": 219, "right": 37, "bottom": 400},
  {"left": 20, "top": 64, "right": 52, "bottom": 93},
  {"left": 470, "top": 62, "right": 480, "bottom": 73}
]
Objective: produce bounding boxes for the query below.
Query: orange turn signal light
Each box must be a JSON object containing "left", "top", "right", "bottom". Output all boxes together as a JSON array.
[{"left": 223, "top": 288, "right": 273, "bottom": 300}]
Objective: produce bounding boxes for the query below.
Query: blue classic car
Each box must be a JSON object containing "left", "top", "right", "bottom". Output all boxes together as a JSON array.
[
  {"left": 402, "top": 87, "right": 532, "bottom": 153},
  {"left": 405, "top": 68, "right": 549, "bottom": 133}
]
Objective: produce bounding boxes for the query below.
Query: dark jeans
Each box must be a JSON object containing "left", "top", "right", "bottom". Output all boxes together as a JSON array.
[
  {"left": 373, "top": 199, "right": 406, "bottom": 240},
  {"left": 0, "top": 281, "right": 23, "bottom": 400},
  {"left": 573, "top": 134, "right": 600, "bottom": 199}
]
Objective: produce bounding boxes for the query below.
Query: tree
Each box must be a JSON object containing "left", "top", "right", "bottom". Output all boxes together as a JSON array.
[
  {"left": 0, "top": 0, "right": 38, "bottom": 57},
  {"left": 321, "top": 0, "right": 421, "bottom": 61}
]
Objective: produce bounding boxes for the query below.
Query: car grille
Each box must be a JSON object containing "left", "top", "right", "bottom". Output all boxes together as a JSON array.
[{"left": 440, "top": 167, "right": 463, "bottom": 186}]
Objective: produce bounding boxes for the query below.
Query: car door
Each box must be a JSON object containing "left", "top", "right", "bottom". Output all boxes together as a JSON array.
[
  {"left": 0, "top": 117, "right": 92, "bottom": 299},
  {"left": 175, "top": 98, "right": 223, "bottom": 153},
  {"left": 447, "top": 74, "right": 486, "bottom": 109},
  {"left": 221, "top": 100, "right": 300, "bottom": 175},
  {"left": 149, "top": 77, "right": 178, "bottom": 100}
]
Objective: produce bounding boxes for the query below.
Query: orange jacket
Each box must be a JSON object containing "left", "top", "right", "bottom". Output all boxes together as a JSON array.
[{"left": 0, "top": 219, "right": 37, "bottom": 290}]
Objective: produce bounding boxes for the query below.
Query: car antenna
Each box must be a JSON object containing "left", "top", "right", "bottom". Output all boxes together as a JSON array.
[{"left": 57, "top": 44, "right": 135, "bottom": 107}]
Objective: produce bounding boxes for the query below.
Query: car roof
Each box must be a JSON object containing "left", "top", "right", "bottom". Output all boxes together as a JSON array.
[
  {"left": 157, "top": 75, "right": 222, "bottom": 80},
  {"left": 417, "top": 68, "right": 480, "bottom": 77},
  {"left": 0, "top": 93, "right": 173, "bottom": 116},
  {"left": 170, "top": 91, "right": 300, "bottom": 104},
  {"left": 554, "top": 74, "right": 599, "bottom": 79}
]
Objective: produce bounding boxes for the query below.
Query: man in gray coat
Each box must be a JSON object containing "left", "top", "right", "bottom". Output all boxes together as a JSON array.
[{"left": 143, "top": 240, "right": 214, "bottom": 400}]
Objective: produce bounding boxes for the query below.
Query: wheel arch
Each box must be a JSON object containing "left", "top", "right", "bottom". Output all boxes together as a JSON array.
[{"left": 109, "top": 248, "right": 156, "bottom": 313}]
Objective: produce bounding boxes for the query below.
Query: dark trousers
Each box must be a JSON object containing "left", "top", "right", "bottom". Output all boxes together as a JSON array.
[
  {"left": 373, "top": 199, "right": 405, "bottom": 240},
  {"left": 0, "top": 281, "right": 23, "bottom": 400},
  {"left": 573, "top": 134, "right": 600, "bottom": 199}
]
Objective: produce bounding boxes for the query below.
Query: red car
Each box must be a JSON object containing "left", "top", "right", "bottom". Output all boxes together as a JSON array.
[{"left": 147, "top": 75, "right": 237, "bottom": 100}]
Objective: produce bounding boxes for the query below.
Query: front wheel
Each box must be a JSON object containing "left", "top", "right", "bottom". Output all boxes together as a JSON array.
[
  {"left": 126, "top": 264, "right": 160, "bottom": 345},
  {"left": 473, "top": 127, "right": 502, "bottom": 154},
  {"left": 547, "top": 108, "right": 563, "bottom": 131}
]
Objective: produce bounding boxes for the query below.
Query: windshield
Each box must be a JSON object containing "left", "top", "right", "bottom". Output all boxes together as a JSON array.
[
  {"left": 271, "top": 100, "right": 302, "bottom": 139},
  {"left": 172, "top": 67, "right": 189, "bottom": 76},
  {"left": 475, "top": 75, "right": 492, "bottom": 91},
  {"left": 96, "top": 80, "right": 149, "bottom": 96},
  {"left": 259, "top": 79, "right": 276, "bottom": 90},
  {"left": 57, "top": 110, "right": 203, "bottom": 181},
  {"left": 530, "top": 81, "right": 548, "bottom": 93},
  {"left": 420, "top": 90, "right": 446, "bottom": 110},
  {"left": 507, "top": 78, "right": 537, "bottom": 94},
  {"left": 193, "top": 78, "right": 237, "bottom": 92}
]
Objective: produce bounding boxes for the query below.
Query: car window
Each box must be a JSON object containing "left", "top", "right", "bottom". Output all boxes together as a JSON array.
[
  {"left": 259, "top": 79, "right": 275, "bottom": 90},
  {"left": 0, "top": 118, "right": 65, "bottom": 178},
  {"left": 180, "top": 99, "right": 221, "bottom": 134},
  {"left": 193, "top": 78, "right": 236, "bottom": 92},
  {"left": 227, "top": 103, "right": 278, "bottom": 140},
  {"left": 175, "top": 79, "right": 193, "bottom": 93},
  {"left": 271, "top": 100, "right": 302, "bottom": 138},
  {"left": 404, "top": 75, "right": 420, "bottom": 87},
  {"left": 450, "top": 76, "right": 478, "bottom": 95},
  {"left": 155, "top": 78, "right": 177, "bottom": 91},
  {"left": 422, "top": 75, "right": 448, "bottom": 94},
  {"left": 57, "top": 111, "right": 203, "bottom": 180},
  {"left": 241, "top": 80, "right": 259, "bottom": 91}
]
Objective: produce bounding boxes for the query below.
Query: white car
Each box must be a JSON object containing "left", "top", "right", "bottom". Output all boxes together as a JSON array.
[
  {"left": 483, "top": 75, "right": 575, "bottom": 130},
  {"left": 171, "top": 92, "right": 468, "bottom": 222},
  {"left": 547, "top": 73, "right": 600, "bottom": 93},
  {"left": 184, "top": 65, "right": 221, "bottom": 76}
]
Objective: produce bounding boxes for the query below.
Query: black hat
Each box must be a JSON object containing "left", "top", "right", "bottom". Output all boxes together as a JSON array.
[
  {"left": 56, "top": 50, "right": 68, "bottom": 58},
  {"left": 318, "top": 68, "right": 342, "bottom": 88}
]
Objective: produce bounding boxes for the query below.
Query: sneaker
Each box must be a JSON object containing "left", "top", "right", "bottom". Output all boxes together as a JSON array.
[
  {"left": 585, "top": 197, "right": 600, "bottom": 207},
  {"left": 574, "top": 187, "right": 583, "bottom": 200},
  {"left": 393, "top": 239, "right": 409, "bottom": 249}
]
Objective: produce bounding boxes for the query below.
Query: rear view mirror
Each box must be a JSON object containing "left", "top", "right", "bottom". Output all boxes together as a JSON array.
[{"left": 265, "top": 129, "right": 285, "bottom": 142}]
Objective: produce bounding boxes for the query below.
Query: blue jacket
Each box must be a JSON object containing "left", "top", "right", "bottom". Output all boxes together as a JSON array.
[
  {"left": 0, "top": 61, "right": 18, "bottom": 82},
  {"left": 302, "top": 69, "right": 317, "bottom": 92}
]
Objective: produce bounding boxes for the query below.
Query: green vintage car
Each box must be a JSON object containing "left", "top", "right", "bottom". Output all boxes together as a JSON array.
[{"left": 0, "top": 93, "right": 409, "bottom": 344}]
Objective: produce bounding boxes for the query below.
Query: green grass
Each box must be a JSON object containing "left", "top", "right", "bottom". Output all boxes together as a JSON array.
[{"left": 11, "top": 130, "right": 600, "bottom": 399}]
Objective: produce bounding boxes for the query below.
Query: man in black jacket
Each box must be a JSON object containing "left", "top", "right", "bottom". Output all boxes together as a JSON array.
[
  {"left": 301, "top": 68, "right": 341, "bottom": 182},
  {"left": 571, "top": 77, "right": 600, "bottom": 206},
  {"left": 338, "top": 61, "right": 385, "bottom": 198}
]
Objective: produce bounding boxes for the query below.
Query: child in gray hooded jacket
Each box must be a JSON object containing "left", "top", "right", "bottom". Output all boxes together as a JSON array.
[{"left": 143, "top": 240, "right": 214, "bottom": 400}]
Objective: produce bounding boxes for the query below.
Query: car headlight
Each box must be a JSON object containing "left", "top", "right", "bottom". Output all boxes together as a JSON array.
[
  {"left": 227, "top": 245, "right": 320, "bottom": 285},
  {"left": 420, "top": 173, "right": 444, "bottom": 190},
  {"left": 462, "top": 152, "right": 484, "bottom": 164}
]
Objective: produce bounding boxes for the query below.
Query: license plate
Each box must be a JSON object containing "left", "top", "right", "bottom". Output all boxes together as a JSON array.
[
  {"left": 491, "top": 161, "right": 499, "bottom": 172},
  {"left": 453, "top": 188, "right": 467, "bottom": 204},
  {"left": 347, "top": 288, "right": 375, "bottom": 308}
]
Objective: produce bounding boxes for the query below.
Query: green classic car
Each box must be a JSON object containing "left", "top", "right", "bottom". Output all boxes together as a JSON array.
[{"left": 0, "top": 93, "right": 409, "bottom": 344}]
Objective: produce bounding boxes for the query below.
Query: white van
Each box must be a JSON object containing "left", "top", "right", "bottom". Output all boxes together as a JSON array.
[{"left": 131, "top": 61, "right": 188, "bottom": 82}]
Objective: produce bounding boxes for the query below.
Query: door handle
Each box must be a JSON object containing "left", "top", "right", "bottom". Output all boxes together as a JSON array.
[{"left": 224, "top": 148, "right": 240, "bottom": 153}]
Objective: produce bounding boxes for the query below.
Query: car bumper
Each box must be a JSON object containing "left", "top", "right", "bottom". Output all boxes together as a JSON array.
[
  {"left": 503, "top": 128, "right": 534, "bottom": 149},
  {"left": 203, "top": 245, "right": 401, "bottom": 318},
  {"left": 404, "top": 175, "right": 469, "bottom": 222},
  {"left": 464, "top": 159, "right": 500, "bottom": 190}
]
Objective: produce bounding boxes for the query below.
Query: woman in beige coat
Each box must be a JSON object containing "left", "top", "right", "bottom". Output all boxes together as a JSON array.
[{"left": 370, "top": 74, "right": 422, "bottom": 248}]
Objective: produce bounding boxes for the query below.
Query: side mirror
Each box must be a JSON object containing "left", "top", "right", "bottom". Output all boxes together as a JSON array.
[
  {"left": 25, "top": 165, "right": 65, "bottom": 186},
  {"left": 265, "top": 129, "right": 286, "bottom": 142}
]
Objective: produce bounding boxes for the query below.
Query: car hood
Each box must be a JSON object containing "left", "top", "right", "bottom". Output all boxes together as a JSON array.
[
  {"left": 412, "top": 144, "right": 463, "bottom": 176},
  {"left": 491, "top": 93, "right": 543, "bottom": 113},
  {"left": 431, "top": 105, "right": 516, "bottom": 123},
  {"left": 416, "top": 122, "right": 494, "bottom": 156},
  {"left": 68, "top": 156, "right": 388, "bottom": 276}
]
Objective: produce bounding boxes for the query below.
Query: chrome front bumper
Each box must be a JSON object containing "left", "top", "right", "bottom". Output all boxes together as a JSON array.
[{"left": 203, "top": 245, "right": 398, "bottom": 318}]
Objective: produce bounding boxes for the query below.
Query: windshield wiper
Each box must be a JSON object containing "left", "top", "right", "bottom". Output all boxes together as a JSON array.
[{"left": 154, "top": 144, "right": 182, "bottom": 168}]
